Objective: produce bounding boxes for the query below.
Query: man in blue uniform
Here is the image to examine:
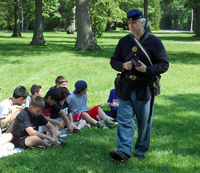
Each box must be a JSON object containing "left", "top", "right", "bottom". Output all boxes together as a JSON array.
[{"left": 109, "top": 9, "right": 169, "bottom": 161}]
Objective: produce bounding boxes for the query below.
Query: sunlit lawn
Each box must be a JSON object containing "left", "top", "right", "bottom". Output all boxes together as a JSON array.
[{"left": 0, "top": 30, "right": 200, "bottom": 173}]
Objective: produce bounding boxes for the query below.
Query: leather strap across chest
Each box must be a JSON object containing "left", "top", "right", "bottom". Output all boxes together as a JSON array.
[{"left": 124, "top": 33, "right": 150, "bottom": 62}]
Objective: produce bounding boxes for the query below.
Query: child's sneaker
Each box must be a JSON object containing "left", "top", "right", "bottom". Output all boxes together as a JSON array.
[
  {"left": 84, "top": 123, "right": 91, "bottom": 128},
  {"left": 28, "top": 145, "right": 45, "bottom": 149},
  {"left": 96, "top": 121, "right": 108, "bottom": 129},
  {"left": 106, "top": 119, "right": 118, "bottom": 128},
  {"left": 73, "top": 129, "right": 82, "bottom": 133},
  {"left": 54, "top": 140, "right": 65, "bottom": 147}
]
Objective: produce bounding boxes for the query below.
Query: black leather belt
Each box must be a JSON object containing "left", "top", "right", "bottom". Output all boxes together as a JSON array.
[{"left": 124, "top": 73, "right": 151, "bottom": 81}]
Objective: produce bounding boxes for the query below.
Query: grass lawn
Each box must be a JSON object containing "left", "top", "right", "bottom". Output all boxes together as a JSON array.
[{"left": 0, "top": 30, "right": 200, "bottom": 173}]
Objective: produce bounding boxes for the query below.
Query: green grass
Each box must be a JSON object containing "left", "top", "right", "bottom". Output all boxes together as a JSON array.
[{"left": 0, "top": 30, "right": 200, "bottom": 173}]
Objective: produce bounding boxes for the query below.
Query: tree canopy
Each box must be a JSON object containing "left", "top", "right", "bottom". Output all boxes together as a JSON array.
[{"left": 0, "top": 0, "right": 199, "bottom": 46}]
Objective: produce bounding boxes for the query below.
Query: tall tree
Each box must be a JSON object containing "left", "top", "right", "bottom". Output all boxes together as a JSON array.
[
  {"left": 144, "top": 0, "right": 151, "bottom": 32},
  {"left": 160, "top": 0, "right": 191, "bottom": 30},
  {"left": 58, "top": 0, "right": 75, "bottom": 33},
  {"left": 149, "top": 0, "right": 161, "bottom": 30},
  {"left": 89, "top": 0, "right": 126, "bottom": 38},
  {"left": 12, "top": 0, "right": 22, "bottom": 37},
  {"left": 193, "top": 5, "right": 200, "bottom": 36},
  {"left": 73, "top": 0, "right": 100, "bottom": 51},
  {"left": 182, "top": 0, "right": 200, "bottom": 36},
  {"left": 160, "top": 0, "right": 200, "bottom": 36},
  {"left": 30, "top": 0, "right": 46, "bottom": 45},
  {"left": 0, "top": 1, "right": 14, "bottom": 30}
]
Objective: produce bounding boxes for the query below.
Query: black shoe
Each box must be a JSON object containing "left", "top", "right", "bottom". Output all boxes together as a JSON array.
[
  {"left": 27, "top": 145, "right": 45, "bottom": 149},
  {"left": 59, "top": 139, "right": 65, "bottom": 146},
  {"left": 109, "top": 150, "right": 129, "bottom": 162},
  {"left": 73, "top": 129, "right": 82, "bottom": 133},
  {"left": 134, "top": 154, "right": 145, "bottom": 160},
  {"left": 54, "top": 140, "right": 65, "bottom": 147}
]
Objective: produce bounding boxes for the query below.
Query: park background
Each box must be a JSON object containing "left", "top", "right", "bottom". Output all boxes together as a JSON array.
[
  {"left": 0, "top": 0, "right": 200, "bottom": 172},
  {"left": 0, "top": 0, "right": 200, "bottom": 45}
]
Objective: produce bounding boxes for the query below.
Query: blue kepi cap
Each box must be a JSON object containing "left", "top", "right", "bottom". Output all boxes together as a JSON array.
[
  {"left": 73, "top": 80, "right": 87, "bottom": 94},
  {"left": 127, "top": 9, "right": 144, "bottom": 21}
]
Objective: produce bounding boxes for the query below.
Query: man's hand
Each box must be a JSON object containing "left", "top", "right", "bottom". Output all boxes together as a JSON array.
[
  {"left": 135, "top": 60, "right": 146, "bottom": 73},
  {"left": 124, "top": 61, "right": 132, "bottom": 70}
]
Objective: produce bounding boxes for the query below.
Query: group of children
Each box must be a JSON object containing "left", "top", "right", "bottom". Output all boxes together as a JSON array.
[{"left": 0, "top": 76, "right": 119, "bottom": 158}]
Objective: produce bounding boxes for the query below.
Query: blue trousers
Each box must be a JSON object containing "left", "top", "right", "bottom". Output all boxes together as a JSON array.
[{"left": 117, "top": 89, "right": 153, "bottom": 157}]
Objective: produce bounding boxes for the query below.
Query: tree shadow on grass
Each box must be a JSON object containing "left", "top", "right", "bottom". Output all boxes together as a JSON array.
[
  {"left": 1, "top": 41, "right": 200, "bottom": 66},
  {"left": 0, "top": 32, "right": 200, "bottom": 65},
  {"left": 0, "top": 41, "right": 116, "bottom": 60},
  {"left": 167, "top": 51, "right": 200, "bottom": 64},
  {"left": 152, "top": 93, "right": 200, "bottom": 158},
  {"left": 0, "top": 58, "right": 22, "bottom": 64},
  {"left": 44, "top": 35, "right": 76, "bottom": 39},
  {"left": 153, "top": 33, "right": 199, "bottom": 42},
  {"left": 0, "top": 35, "right": 15, "bottom": 39},
  {"left": 47, "top": 40, "right": 75, "bottom": 43}
]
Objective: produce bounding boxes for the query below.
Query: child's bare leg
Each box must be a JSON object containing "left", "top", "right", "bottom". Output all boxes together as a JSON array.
[
  {"left": 25, "top": 136, "right": 52, "bottom": 147},
  {"left": 74, "top": 120, "right": 87, "bottom": 129},
  {"left": 98, "top": 106, "right": 113, "bottom": 121},
  {"left": 43, "top": 126, "right": 60, "bottom": 138},
  {"left": 82, "top": 112, "right": 97, "bottom": 126},
  {"left": 69, "top": 122, "right": 78, "bottom": 129},
  {"left": 77, "top": 120, "right": 87, "bottom": 129},
  {"left": 46, "top": 130, "right": 60, "bottom": 138},
  {"left": 0, "top": 133, "right": 13, "bottom": 145},
  {"left": 58, "top": 119, "right": 77, "bottom": 130}
]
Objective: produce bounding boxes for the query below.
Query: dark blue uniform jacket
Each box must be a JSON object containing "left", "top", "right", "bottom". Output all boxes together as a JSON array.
[{"left": 110, "top": 30, "right": 169, "bottom": 101}]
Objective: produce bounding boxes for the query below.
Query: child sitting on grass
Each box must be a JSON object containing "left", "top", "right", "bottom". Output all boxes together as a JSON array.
[
  {"left": 50, "top": 87, "right": 86, "bottom": 134},
  {"left": 49, "top": 75, "right": 71, "bottom": 95},
  {"left": 24, "top": 84, "right": 43, "bottom": 107},
  {"left": 11, "top": 96, "right": 63, "bottom": 149},
  {"left": 67, "top": 80, "right": 118, "bottom": 129},
  {"left": 104, "top": 78, "right": 119, "bottom": 120},
  {"left": 0, "top": 86, "right": 29, "bottom": 133},
  {"left": 42, "top": 88, "right": 73, "bottom": 135}
]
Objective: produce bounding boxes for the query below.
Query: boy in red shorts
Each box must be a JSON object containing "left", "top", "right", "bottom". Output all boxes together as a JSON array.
[{"left": 67, "top": 80, "right": 118, "bottom": 129}]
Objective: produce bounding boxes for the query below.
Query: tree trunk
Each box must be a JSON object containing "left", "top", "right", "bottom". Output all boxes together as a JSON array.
[
  {"left": 190, "top": 9, "right": 193, "bottom": 33},
  {"left": 11, "top": 0, "right": 22, "bottom": 37},
  {"left": 73, "top": 0, "right": 101, "bottom": 51},
  {"left": 30, "top": 0, "right": 46, "bottom": 46},
  {"left": 106, "top": 21, "right": 111, "bottom": 32},
  {"left": 144, "top": 0, "right": 151, "bottom": 33},
  {"left": 66, "top": 6, "right": 76, "bottom": 34},
  {"left": 195, "top": 5, "right": 200, "bottom": 37}
]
